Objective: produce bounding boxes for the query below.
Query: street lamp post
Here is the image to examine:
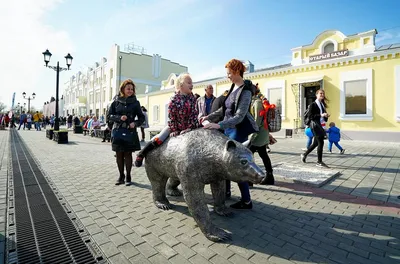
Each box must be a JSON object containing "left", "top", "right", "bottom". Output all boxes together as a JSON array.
[
  {"left": 42, "top": 49, "right": 73, "bottom": 131},
  {"left": 22, "top": 92, "right": 36, "bottom": 112}
]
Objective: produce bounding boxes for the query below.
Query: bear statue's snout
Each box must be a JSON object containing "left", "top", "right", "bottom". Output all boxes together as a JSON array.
[{"left": 247, "top": 162, "right": 265, "bottom": 184}]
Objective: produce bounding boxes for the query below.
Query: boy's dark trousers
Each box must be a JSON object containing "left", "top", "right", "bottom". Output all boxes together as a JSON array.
[{"left": 328, "top": 141, "right": 343, "bottom": 152}]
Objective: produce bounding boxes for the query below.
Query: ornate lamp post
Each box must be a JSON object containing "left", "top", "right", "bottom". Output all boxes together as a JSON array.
[
  {"left": 22, "top": 92, "right": 36, "bottom": 112},
  {"left": 42, "top": 49, "right": 73, "bottom": 131}
]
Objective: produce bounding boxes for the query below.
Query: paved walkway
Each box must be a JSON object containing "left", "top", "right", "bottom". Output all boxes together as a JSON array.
[{"left": 1, "top": 128, "right": 400, "bottom": 264}]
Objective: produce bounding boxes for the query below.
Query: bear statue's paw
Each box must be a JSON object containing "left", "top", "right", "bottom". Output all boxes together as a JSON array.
[
  {"left": 166, "top": 188, "right": 183, "bottom": 197},
  {"left": 155, "top": 200, "right": 172, "bottom": 210},
  {"left": 214, "top": 206, "right": 234, "bottom": 217},
  {"left": 205, "top": 226, "right": 232, "bottom": 242}
]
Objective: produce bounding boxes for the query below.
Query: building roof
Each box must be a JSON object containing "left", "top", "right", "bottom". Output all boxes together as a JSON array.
[
  {"left": 255, "top": 63, "right": 292, "bottom": 73},
  {"left": 375, "top": 43, "right": 400, "bottom": 51}
]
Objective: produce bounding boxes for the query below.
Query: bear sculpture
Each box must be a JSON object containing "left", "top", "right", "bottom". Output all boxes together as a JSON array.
[{"left": 144, "top": 129, "right": 264, "bottom": 241}]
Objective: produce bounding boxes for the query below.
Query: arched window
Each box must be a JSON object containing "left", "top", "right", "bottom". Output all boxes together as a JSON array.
[{"left": 323, "top": 43, "right": 335, "bottom": 53}]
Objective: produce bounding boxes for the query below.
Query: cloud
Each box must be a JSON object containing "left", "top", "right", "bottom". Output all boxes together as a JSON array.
[
  {"left": 0, "top": 0, "right": 74, "bottom": 110},
  {"left": 192, "top": 65, "right": 226, "bottom": 82},
  {"left": 102, "top": 0, "right": 224, "bottom": 55},
  {"left": 376, "top": 32, "right": 394, "bottom": 43},
  {"left": 376, "top": 28, "right": 400, "bottom": 44}
]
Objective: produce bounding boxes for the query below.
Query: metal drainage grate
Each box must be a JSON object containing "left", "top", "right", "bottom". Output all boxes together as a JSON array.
[{"left": 6, "top": 130, "right": 105, "bottom": 264}]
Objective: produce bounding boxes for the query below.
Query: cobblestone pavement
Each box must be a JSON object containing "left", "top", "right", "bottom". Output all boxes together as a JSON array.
[{"left": 1, "top": 129, "right": 400, "bottom": 264}]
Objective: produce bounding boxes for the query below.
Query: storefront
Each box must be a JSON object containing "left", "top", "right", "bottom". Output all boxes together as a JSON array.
[{"left": 138, "top": 29, "right": 400, "bottom": 141}]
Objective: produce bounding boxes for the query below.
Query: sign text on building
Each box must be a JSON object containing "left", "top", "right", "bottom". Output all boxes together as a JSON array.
[{"left": 309, "top": 49, "right": 349, "bottom": 62}]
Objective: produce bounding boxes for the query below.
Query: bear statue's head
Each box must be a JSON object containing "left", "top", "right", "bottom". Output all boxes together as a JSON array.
[{"left": 222, "top": 140, "right": 264, "bottom": 184}]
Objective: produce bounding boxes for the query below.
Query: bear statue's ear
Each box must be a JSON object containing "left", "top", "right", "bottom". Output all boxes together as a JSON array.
[{"left": 225, "top": 140, "right": 236, "bottom": 152}]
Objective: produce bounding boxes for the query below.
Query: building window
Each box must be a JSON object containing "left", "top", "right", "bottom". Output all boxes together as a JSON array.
[
  {"left": 344, "top": 80, "right": 367, "bottom": 115},
  {"left": 395, "top": 65, "right": 400, "bottom": 122},
  {"left": 153, "top": 105, "right": 159, "bottom": 122},
  {"left": 268, "top": 88, "right": 283, "bottom": 114},
  {"left": 340, "top": 69, "right": 373, "bottom": 121},
  {"left": 319, "top": 39, "right": 338, "bottom": 55},
  {"left": 264, "top": 79, "right": 286, "bottom": 120},
  {"left": 323, "top": 43, "right": 335, "bottom": 53}
]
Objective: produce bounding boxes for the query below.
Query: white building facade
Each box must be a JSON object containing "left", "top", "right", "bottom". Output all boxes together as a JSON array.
[{"left": 62, "top": 43, "right": 187, "bottom": 118}]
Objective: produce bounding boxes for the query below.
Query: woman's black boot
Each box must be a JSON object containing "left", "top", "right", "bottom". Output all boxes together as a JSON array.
[
  {"left": 260, "top": 172, "right": 275, "bottom": 185},
  {"left": 115, "top": 174, "right": 125, "bottom": 185},
  {"left": 125, "top": 175, "right": 132, "bottom": 186}
]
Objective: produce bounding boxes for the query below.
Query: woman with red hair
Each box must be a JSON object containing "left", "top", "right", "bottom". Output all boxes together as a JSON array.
[{"left": 202, "top": 59, "right": 258, "bottom": 210}]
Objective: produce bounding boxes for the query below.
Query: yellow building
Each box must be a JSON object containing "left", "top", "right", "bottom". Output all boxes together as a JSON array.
[{"left": 138, "top": 29, "right": 400, "bottom": 142}]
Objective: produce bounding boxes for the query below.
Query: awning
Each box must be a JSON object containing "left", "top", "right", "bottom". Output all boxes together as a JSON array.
[{"left": 295, "top": 75, "right": 324, "bottom": 84}]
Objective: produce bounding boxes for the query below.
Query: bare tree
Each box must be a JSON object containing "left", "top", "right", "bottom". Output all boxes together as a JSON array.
[
  {"left": 0, "top": 102, "right": 7, "bottom": 113},
  {"left": 29, "top": 106, "right": 37, "bottom": 113}
]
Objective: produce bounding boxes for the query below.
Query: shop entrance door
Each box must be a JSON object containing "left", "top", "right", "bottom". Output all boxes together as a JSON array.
[{"left": 304, "top": 86, "right": 319, "bottom": 111}]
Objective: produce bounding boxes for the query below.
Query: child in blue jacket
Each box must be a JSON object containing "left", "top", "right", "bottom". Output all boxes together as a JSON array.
[{"left": 327, "top": 122, "right": 345, "bottom": 154}]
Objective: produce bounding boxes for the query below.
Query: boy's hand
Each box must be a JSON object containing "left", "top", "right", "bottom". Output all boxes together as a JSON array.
[{"left": 170, "top": 131, "right": 179, "bottom": 137}]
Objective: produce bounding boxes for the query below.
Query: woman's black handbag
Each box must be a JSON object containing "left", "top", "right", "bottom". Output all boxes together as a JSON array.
[{"left": 111, "top": 127, "right": 134, "bottom": 145}]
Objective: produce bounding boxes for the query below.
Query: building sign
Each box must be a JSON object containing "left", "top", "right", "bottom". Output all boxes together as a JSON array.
[{"left": 309, "top": 49, "right": 349, "bottom": 62}]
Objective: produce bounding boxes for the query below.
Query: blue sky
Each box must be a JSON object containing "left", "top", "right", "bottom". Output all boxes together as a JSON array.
[{"left": 1, "top": 0, "right": 400, "bottom": 110}]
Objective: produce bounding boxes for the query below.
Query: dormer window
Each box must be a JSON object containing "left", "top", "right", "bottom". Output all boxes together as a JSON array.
[{"left": 323, "top": 43, "right": 335, "bottom": 53}]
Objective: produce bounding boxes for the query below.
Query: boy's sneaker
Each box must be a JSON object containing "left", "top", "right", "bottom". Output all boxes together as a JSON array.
[
  {"left": 328, "top": 150, "right": 332, "bottom": 153},
  {"left": 316, "top": 162, "right": 329, "bottom": 168},
  {"left": 340, "top": 149, "right": 345, "bottom": 154}
]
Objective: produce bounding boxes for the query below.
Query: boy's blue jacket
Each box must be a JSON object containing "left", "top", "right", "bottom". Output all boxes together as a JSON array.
[{"left": 327, "top": 126, "right": 341, "bottom": 142}]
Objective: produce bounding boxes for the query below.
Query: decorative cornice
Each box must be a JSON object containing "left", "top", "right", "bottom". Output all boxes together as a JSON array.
[{"left": 214, "top": 49, "right": 400, "bottom": 85}]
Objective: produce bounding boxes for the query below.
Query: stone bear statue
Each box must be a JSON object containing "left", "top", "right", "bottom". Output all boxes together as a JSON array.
[{"left": 144, "top": 128, "right": 264, "bottom": 242}]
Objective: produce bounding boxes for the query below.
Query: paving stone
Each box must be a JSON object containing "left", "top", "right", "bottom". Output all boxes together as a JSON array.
[
  {"left": 109, "top": 233, "right": 129, "bottom": 247},
  {"left": 102, "top": 224, "right": 119, "bottom": 236},
  {"left": 176, "top": 233, "right": 199, "bottom": 248},
  {"left": 118, "top": 242, "right": 140, "bottom": 259},
  {"left": 173, "top": 242, "right": 197, "bottom": 259},
  {"left": 86, "top": 223, "right": 103, "bottom": 235},
  {"left": 249, "top": 253, "right": 271, "bottom": 264},
  {"left": 188, "top": 254, "right": 209, "bottom": 264},
  {"left": 125, "top": 232, "right": 145, "bottom": 246},
  {"left": 136, "top": 242, "right": 158, "bottom": 258},
  {"left": 268, "top": 255, "right": 295, "bottom": 264},
  {"left": 300, "top": 242, "right": 329, "bottom": 258},
  {"left": 108, "top": 253, "right": 131, "bottom": 264},
  {"left": 129, "top": 253, "right": 152, "bottom": 264},
  {"left": 92, "top": 232, "right": 111, "bottom": 246},
  {"left": 147, "top": 224, "right": 167, "bottom": 237},
  {"left": 209, "top": 243, "right": 234, "bottom": 259},
  {"left": 168, "top": 254, "right": 192, "bottom": 264},
  {"left": 99, "top": 242, "right": 120, "bottom": 258},
  {"left": 154, "top": 242, "right": 178, "bottom": 260},
  {"left": 228, "top": 244, "right": 255, "bottom": 260},
  {"left": 159, "top": 233, "right": 180, "bottom": 247}
]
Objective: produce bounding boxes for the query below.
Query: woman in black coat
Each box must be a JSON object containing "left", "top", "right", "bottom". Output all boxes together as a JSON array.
[
  {"left": 301, "top": 89, "right": 330, "bottom": 167},
  {"left": 108, "top": 79, "right": 145, "bottom": 185}
]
